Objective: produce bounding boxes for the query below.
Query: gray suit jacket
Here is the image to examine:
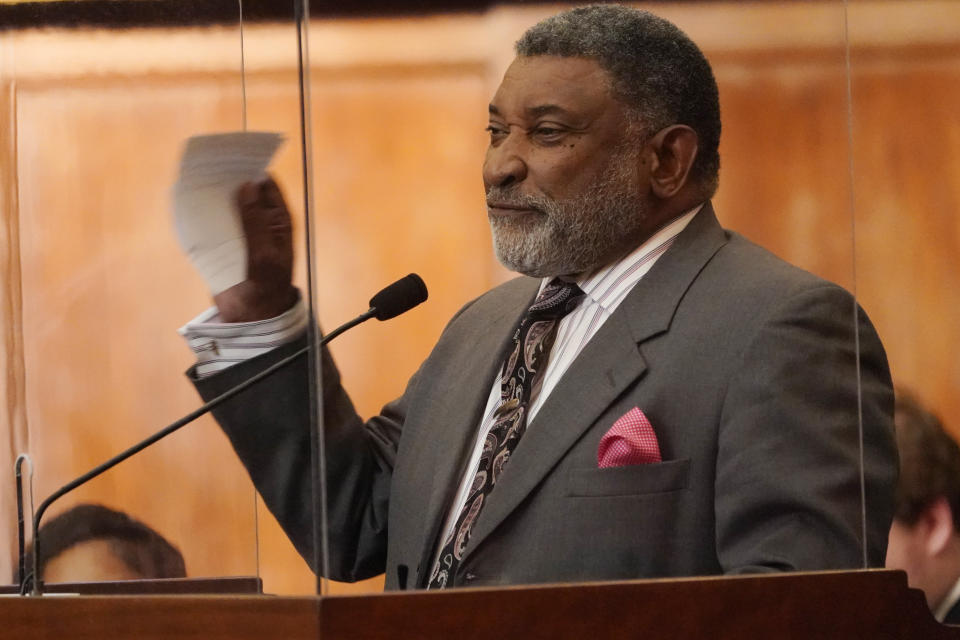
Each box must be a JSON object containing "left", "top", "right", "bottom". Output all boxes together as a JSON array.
[{"left": 193, "top": 204, "right": 897, "bottom": 590}]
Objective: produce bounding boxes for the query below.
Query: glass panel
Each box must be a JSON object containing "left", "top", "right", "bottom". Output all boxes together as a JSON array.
[
  {"left": 1, "top": 8, "right": 27, "bottom": 590},
  {"left": 0, "top": 0, "right": 914, "bottom": 614},
  {"left": 0, "top": 1, "right": 275, "bottom": 592},
  {"left": 306, "top": 5, "right": 495, "bottom": 598},
  {"left": 848, "top": 0, "right": 960, "bottom": 625},
  {"left": 302, "top": 0, "right": 874, "bottom": 602},
  {"left": 228, "top": 6, "right": 321, "bottom": 598}
]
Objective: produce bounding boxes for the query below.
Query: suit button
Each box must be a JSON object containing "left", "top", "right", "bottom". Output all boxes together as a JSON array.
[{"left": 464, "top": 572, "right": 478, "bottom": 583}]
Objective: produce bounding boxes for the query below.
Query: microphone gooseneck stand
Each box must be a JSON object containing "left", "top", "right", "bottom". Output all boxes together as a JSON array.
[
  {"left": 24, "top": 273, "right": 427, "bottom": 596},
  {"left": 26, "top": 339, "right": 310, "bottom": 596}
]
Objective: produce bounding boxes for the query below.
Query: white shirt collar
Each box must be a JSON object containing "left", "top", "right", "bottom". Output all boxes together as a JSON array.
[{"left": 935, "top": 575, "right": 960, "bottom": 622}]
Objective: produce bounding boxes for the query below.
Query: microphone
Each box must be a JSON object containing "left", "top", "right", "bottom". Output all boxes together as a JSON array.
[
  {"left": 23, "top": 274, "right": 428, "bottom": 595},
  {"left": 315, "top": 274, "right": 428, "bottom": 344},
  {"left": 369, "top": 273, "right": 428, "bottom": 320}
]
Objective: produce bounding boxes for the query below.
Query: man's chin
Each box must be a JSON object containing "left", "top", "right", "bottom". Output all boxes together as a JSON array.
[
  {"left": 493, "top": 247, "right": 547, "bottom": 278},
  {"left": 492, "top": 246, "right": 580, "bottom": 279},
  {"left": 490, "top": 225, "right": 596, "bottom": 278}
]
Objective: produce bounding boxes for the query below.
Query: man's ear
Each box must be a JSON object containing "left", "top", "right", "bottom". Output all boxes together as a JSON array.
[
  {"left": 923, "top": 497, "right": 956, "bottom": 557},
  {"left": 644, "top": 124, "right": 699, "bottom": 200}
]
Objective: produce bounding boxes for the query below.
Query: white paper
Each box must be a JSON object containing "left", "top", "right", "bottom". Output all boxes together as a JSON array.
[{"left": 172, "top": 131, "right": 285, "bottom": 295}]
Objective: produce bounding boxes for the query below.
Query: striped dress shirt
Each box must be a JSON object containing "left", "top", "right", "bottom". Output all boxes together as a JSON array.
[{"left": 179, "top": 293, "right": 309, "bottom": 378}]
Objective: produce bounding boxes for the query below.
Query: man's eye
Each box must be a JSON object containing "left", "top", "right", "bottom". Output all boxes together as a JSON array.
[
  {"left": 486, "top": 125, "right": 508, "bottom": 140},
  {"left": 532, "top": 126, "right": 565, "bottom": 141}
]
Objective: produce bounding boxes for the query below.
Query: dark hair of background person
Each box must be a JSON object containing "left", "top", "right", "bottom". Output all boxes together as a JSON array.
[
  {"left": 515, "top": 4, "right": 722, "bottom": 199},
  {"left": 894, "top": 391, "right": 960, "bottom": 530},
  {"left": 16, "top": 503, "right": 186, "bottom": 583}
]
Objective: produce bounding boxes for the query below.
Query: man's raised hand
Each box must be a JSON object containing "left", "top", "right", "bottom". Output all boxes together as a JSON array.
[{"left": 213, "top": 177, "right": 297, "bottom": 322}]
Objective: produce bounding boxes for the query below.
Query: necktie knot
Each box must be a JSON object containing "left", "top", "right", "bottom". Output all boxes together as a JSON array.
[{"left": 527, "top": 278, "right": 585, "bottom": 321}]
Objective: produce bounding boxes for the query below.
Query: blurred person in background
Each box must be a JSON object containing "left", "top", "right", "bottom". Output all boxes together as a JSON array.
[
  {"left": 17, "top": 503, "right": 186, "bottom": 584},
  {"left": 887, "top": 391, "right": 960, "bottom": 624}
]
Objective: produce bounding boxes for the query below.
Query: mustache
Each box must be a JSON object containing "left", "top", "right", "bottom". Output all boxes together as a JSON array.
[{"left": 485, "top": 186, "right": 549, "bottom": 213}]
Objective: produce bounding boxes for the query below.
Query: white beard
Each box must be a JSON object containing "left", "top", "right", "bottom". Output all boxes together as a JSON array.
[{"left": 487, "top": 150, "right": 649, "bottom": 278}]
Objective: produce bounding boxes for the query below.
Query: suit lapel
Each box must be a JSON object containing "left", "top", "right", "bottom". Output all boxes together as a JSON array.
[
  {"left": 412, "top": 277, "right": 540, "bottom": 583},
  {"left": 460, "top": 204, "right": 730, "bottom": 560}
]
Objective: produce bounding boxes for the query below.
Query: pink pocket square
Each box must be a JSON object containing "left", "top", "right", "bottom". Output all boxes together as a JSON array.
[{"left": 597, "top": 407, "right": 662, "bottom": 468}]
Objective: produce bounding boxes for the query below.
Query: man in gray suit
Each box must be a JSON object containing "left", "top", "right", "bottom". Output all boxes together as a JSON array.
[{"left": 184, "top": 6, "right": 896, "bottom": 590}]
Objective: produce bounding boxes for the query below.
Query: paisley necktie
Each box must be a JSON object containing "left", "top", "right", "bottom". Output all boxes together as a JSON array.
[{"left": 427, "top": 278, "right": 585, "bottom": 589}]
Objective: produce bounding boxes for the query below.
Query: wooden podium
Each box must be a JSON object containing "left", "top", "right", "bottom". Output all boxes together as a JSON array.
[{"left": 2, "top": 569, "right": 959, "bottom": 639}]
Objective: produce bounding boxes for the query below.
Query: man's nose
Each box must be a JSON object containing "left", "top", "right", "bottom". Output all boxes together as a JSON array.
[{"left": 483, "top": 138, "right": 528, "bottom": 188}]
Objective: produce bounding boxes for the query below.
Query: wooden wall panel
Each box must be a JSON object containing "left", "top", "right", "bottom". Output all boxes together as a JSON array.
[
  {"left": 713, "top": 58, "right": 854, "bottom": 291},
  {"left": 1, "top": 72, "right": 28, "bottom": 586},
  {"left": 848, "top": 51, "right": 960, "bottom": 440},
  {"left": 306, "top": 69, "right": 495, "bottom": 417},
  {"left": 2, "top": 1, "right": 959, "bottom": 597},
  {"left": 14, "top": 76, "right": 261, "bottom": 582}
]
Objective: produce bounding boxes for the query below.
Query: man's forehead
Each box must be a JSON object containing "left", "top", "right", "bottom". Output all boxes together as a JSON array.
[{"left": 489, "top": 55, "right": 615, "bottom": 117}]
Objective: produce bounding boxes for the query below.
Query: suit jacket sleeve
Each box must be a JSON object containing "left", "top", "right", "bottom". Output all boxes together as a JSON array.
[
  {"left": 714, "top": 283, "right": 896, "bottom": 572},
  {"left": 190, "top": 334, "right": 412, "bottom": 582}
]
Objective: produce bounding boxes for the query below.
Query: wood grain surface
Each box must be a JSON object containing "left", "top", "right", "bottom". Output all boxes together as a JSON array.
[{"left": 0, "top": 570, "right": 955, "bottom": 640}]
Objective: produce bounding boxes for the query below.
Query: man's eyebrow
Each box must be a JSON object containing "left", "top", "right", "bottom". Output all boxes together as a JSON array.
[
  {"left": 487, "top": 104, "right": 573, "bottom": 118},
  {"left": 526, "top": 104, "right": 572, "bottom": 118}
]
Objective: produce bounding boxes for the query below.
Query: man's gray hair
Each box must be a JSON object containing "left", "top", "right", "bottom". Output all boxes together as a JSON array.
[{"left": 516, "top": 5, "right": 721, "bottom": 197}]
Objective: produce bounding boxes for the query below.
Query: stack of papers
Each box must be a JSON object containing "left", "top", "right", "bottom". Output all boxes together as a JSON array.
[{"left": 172, "top": 131, "right": 285, "bottom": 295}]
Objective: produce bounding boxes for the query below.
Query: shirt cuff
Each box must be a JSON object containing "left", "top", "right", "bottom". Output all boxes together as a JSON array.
[{"left": 178, "top": 292, "right": 308, "bottom": 379}]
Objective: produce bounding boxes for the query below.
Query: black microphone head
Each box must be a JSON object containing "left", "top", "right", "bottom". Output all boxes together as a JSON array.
[{"left": 369, "top": 273, "right": 428, "bottom": 320}]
